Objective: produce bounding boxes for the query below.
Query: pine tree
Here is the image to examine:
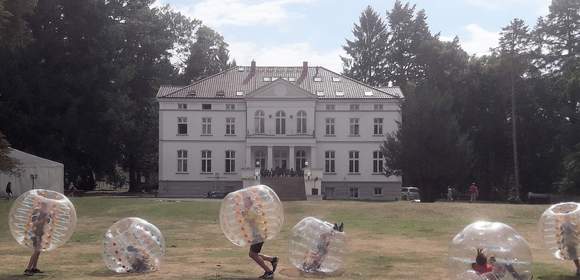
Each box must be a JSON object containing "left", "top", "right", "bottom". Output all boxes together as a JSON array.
[{"left": 341, "top": 5, "right": 388, "bottom": 87}]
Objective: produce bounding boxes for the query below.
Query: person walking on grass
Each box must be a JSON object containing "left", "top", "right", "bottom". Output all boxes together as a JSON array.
[
  {"left": 469, "top": 182, "right": 479, "bottom": 202},
  {"left": 242, "top": 195, "right": 279, "bottom": 279},
  {"left": 5, "top": 181, "right": 13, "bottom": 199}
]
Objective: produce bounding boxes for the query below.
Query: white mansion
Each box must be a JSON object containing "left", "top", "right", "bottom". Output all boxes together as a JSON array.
[{"left": 157, "top": 61, "right": 402, "bottom": 200}]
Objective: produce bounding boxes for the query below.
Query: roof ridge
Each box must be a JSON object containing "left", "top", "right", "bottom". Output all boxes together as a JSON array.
[
  {"left": 164, "top": 66, "right": 238, "bottom": 97},
  {"left": 316, "top": 66, "right": 401, "bottom": 99}
]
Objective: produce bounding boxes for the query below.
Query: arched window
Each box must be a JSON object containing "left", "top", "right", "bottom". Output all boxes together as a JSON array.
[
  {"left": 349, "top": 150, "right": 360, "bottom": 173},
  {"left": 373, "top": 151, "right": 384, "bottom": 173},
  {"left": 225, "top": 150, "right": 236, "bottom": 173},
  {"left": 201, "top": 150, "right": 212, "bottom": 173},
  {"left": 297, "top": 110, "right": 307, "bottom": 134},
  {"left": 275, "top": 111, "right": 286, "bottom": 135},
  {"left": 254, "top": 110, "right": 265, "bottom": 134}
]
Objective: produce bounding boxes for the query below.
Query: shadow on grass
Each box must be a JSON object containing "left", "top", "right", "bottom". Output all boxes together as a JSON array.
[
  {"left": 536, "top": 276, "right": 579, "bottom": 280},
  {"left": 0, "top": 274, "right": 48, "bottom": 280},
  {"left": 85, "top": 270, "right": 148, "bottom": 278}
]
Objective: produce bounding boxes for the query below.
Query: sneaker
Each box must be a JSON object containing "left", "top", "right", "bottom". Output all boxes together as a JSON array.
[
  {"left": 271, "top": 257, "right": 279, "bottom": 272},
  {"left": 31, "top": 268, "right": 43, "bottom": 273},
  {"left": 24, "top": 270, "right": 34, "bottom": 276},
  {"left": 259, "top": 271, "right": 274, "bottom": 279}
]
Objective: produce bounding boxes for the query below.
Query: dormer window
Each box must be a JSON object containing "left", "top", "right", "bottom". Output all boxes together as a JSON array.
[
  {"left": 332, "top": 77, "right": 341, "bottom": 82},
  {"left": 314, "top": 77, "right": 322, "bottom": 82},
  {"left": 216, "top": 90, "right": 225, "bottom": 97},
  {"left": 263, "top": 77, "right": 272, "bottom": 82},
  {"left": 272, "top": 77, "right": 279, "bottom": 81},
  {"left": 336, "top": 91, "right": 344, "bottom": 96},
  {"left": 316, "top": 91, "right": 325, "bottom": 97},
  {"left": 237, "top": 66, "right": 245, "bottom": 72},
  {"left": 288, "top": 77, "right": 296, "bottom": 82},
  {"left": 236, "top": 91, "right": 244, "bottom": 96},
  {"left": 364, "top": 91, "right": 373, "bottom": 96}
]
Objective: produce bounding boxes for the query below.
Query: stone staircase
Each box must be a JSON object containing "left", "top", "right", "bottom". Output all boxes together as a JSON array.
[{"left": 260, "top": 177, "right": 306, "bottom": 201}]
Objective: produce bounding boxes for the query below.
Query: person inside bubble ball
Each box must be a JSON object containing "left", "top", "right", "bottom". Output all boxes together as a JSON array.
[
  {"left": 126, "top": 245, "right": 151, "bottom": 273},
  {"left": 24, "top": 200, "right": 53, "bottom": 276},
  {"left": 302, "top": 222, "right": 343, "bottom": 272},
  {"left": 242, "top": 195, "right": 278, "bottom": 279},
  {"left": 471, "top": 248, "right": 493, "bottom": 274},
  {"left": 560, "top": 216, "right": 580, "bottom": 276},
  {"left": 488, "top": 256, "right": 526, "bottom": 280}
]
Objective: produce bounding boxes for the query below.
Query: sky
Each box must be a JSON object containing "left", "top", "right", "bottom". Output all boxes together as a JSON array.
[{"left": 155, "top": 0, "right": 552, "bottom": 72}]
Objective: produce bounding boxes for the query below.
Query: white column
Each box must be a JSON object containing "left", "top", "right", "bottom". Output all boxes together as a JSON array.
[
  {"left": 267, "top": 145, "right": 273, "bottom": 170},
  {"left": 246, "top": 146, "right": 252, "bottom": 168},
  {"left": 289, "top": 146, "right": 295, "bottom": 171},
  {"left": 310, "top": 146, "right": 318, "bottom": 168}
]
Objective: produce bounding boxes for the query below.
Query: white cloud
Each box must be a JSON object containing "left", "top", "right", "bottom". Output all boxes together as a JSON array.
[
  {"left": 459, "top": 24, "right": 499, "bottom": 56},
  {"left": 229, "top": 41, "right": 344, "bottom": 72},
  {"left": 466, "top": 0, "right": 551, "bottom": 16},
  {"left": 162, "top": 0, "right": 314, "bottom": 27}
]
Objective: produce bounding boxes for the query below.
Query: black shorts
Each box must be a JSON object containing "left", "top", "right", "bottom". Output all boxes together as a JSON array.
[{"left": 250, "top": 242, "right": 264, "bottom": 253}]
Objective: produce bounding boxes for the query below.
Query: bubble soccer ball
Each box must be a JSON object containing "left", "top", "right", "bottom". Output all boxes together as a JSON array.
[
  {"left": 103, "top": 217, "right": 165, "bottom": 273},
  {"left": 539, "top": 202, "right": 580, "bottom": 260},
  {"left": 9, "top": 189, "right": 77, "bottom": 252},
  {"left": 449, "top": 221, "right": 533, "bottom": 280},
  {"left": 219, "top": 185, "right": 284, "bottom": 247},
  {"left": 289, "top": 217, "right": 347, "bottom": 273}
]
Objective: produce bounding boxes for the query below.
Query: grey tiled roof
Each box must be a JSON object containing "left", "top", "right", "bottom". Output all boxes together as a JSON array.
[{"left": 156, "top": 65, "right": 402, "bottom": 99}]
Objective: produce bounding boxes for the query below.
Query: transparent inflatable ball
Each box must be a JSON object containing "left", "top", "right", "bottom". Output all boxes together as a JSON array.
[
  {"left": 448, "top": 221, "right": 533, "bottom": 280},
  {"left": 9, "top": 189, "right": 77, "bottom": 252},
  {"left": 103, "top": 217, "right": 165, "bottom": 273},
  {"left": 289, "top": 217, "right": 347, "bottom": 273},
  {"left": 539, "top": 202, "right": 580, "bottom": 261},
  {"left": 219, "top": 185, "right": 284, "bottom": 247}
]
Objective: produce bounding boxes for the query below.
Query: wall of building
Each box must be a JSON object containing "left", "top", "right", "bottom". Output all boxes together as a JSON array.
[{"left": 322, "top": 181, "right": 400, "bottom": 201}]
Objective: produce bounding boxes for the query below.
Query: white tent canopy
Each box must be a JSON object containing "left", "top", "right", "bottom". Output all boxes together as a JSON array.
[{"left": 1, "top": 148, "right": 64, "bottom": 197}]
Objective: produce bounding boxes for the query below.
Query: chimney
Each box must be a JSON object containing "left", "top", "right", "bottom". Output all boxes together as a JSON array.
[
  {"left": 243, "top": 60, "right": 257, "bottom": 84},
  {"left": 297, "top": 61, "right": 308, "bottom": 84}
]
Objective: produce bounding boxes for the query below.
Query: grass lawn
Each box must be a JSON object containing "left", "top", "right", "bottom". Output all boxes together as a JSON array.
[{"left": 0, "top": 198, "right": 576, "bottom": 280}]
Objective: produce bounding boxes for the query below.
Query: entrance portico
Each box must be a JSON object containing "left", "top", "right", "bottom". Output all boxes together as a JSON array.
[{"left": 246, "top": 145, "right": 317, "bottom": 171}]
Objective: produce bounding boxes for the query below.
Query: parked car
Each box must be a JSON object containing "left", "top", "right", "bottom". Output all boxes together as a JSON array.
[
  {"left": 207, "top": 190, "right": 230, "bottom": 199},
  {"left": 401, "top": 186, "right": 420, "bottom": 201}
]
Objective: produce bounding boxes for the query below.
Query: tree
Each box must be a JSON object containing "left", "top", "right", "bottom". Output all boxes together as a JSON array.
[
  {"left": 341, "top": 6, "right": 389, "bottom": 86},
  {"left": 182, "top": 25, "right": 232, "bottom": 83},
  {"left": 0, "top": 0, "right": 37, "bottom": 49}
]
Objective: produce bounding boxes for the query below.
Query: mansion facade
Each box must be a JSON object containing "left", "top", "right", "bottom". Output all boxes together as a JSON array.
[{"left": 157, "top": 61, "right": 402, "bottom": 200}]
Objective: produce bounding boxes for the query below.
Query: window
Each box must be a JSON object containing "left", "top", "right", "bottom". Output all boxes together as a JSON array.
[
  {"left": 202, "top": 104, "right": 212, "bottom": 110},
  {"left": 263, "top": 77, "right": 272, "bottom": 82},
  {"left": 288, "top": 77, "right": 296, "bottom": 82},
  {"left": 374, "top": 104, "right": 383, "bottom": 111},
  {"left": 349, "top": 151, "right": 360, "bottom": 173},
  {"left": 254, "top": 110, "right": 265, "bottom": 134},
  {"left": 325, "top": 118, "right": 335, "bottom": 136},
  {"left": 316, "top": 91, "right": 325, "bottom": 97},
  {"left": 374, "top": 118, "right": 384, "bottom": 135},
  {"left": 336, "top": 91, "right": 344, "bottom": 96},
  {"left": 332, "top": 77, "right": 341, "bottom": 82},
  {"left": 275, "top": 111, "right": 286, "bottom": 135},
  {"left": 373, "top": 151, "right": 384, "bottom": 173},
  {"left": 226, "top": 118, "right": 235, "bottom": 135},
  {"left": 295, "top": 150, "right": 306, "bottom": 171},
  {"left": 374, "top": 187, "right": 383, "bottom": 196},
  {"left": 349, "top": 118, "right": 360, "bottom": 136},
  {"left": 201, "top": 150, "right": 212, "bottom": 173},
  {"left": 216, "top": 91, "right": 225, "bottom": 97},
  {"left": 202, "top": 117, "right": 212, "bottom": 135},
  {"left": 178, "top": 103, "right": 187, "bottom": 110},
  {"left": 177, "top": 117, "right": 188, "bottom": 135},
  {"left": 225, "top": 150, "right": 236, "bottom": 173},
  {"left": 312, "top": 188, "right": 319, "bottom": 195},
  {"left": 237, "top": 66, "right": 245, "bottom": 72},
  {"left": 226, "top": 104, "right": 235, "bottom": 110},
  {"left": 236, "top": 91, "right": 244, "bottom": 96},
  {"left": 364, "top": 91, "right": 373, "bottom": 96},
  {"left": 350, "top": 104, "right": 360, "bottom": 111},
  {"left": 325, "top": 104, "right": 335, "bottom": 111},
  {"left": 297, "top": 111, "right": 307, "bottom": 134},
  {"left": 325, "top": 151, "right": 335, "bottom": 173},
  {"left": 314, "top": 77, "right": 322, "bottom": 82},
  {"left": 177, "top": 149, "right": 188, "bottom": 173},
  {"left": 349, "top": 187, "right": 359, "bottom": 198}
]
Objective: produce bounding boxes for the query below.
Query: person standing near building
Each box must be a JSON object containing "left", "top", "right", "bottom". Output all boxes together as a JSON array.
[
  {"left": 469, "top": 183, "right": 479, "bottom": 202},
  {"left": 5, "top": 182, "right": 13, "bottom": 199}
]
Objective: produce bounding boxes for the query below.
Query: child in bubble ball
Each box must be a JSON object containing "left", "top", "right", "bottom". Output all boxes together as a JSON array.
[
  {"left": 471, "top": 249, "right": 493, "bottom": 274},
  {"left": 560, "top": 217, "right": 580, "bottom": 276},
  {"left": 302, "top": 222, "right": 343, "bottom": 272},
  {"left": 24, "top": 201, "right": 53, "bottom": 276},
  {"left": 242, "top": 195, "right": 278, "bottom": 279}
]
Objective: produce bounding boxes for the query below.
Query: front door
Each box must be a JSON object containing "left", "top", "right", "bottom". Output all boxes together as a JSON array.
[
  {"left": 295, "top": 150, "right": 306, "bottom": 171},
  {"left": 255, "top": 151, "right": 266, "bottom": 169},
  {"left": 274, "top": 150, "right": 287, "bottom": 169}
]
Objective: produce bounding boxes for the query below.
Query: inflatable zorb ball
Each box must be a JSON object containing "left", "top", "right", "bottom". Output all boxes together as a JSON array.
[
  {"left": 539, "top": 202, "right": 580, "bottom": 260},
  {"left": 103, "top": 217, "right": 165, "bottom": 273},
  {"left": 219, "top": 185, "right": 284, "bottom": 246},
  {"left": 449, "top": 221, "right": 533, "bottom": 280},
  {"left": 289, "top": 217, "right": 347, "bottom": 273},
  {"left": 9, "top": 189, "right": 77, "bottom": 252}
]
